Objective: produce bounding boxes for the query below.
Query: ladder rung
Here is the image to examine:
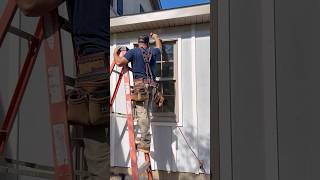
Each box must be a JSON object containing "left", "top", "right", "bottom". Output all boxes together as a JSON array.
[
  {"left": 71, "top": 138, "right": 84, "bottom": 146},
  {"left": 8, "top": 26, "right": 35, "bottom": 41},
  {"left": 0, "top": 130, "right": 8, "bottom": 134},
  {"left": 74, "top": 170, "right": 94, "bottom": 177},
  {"left": 138, "top": 161, "right": 151, "bottom": 174},
  {"left": 0, "top": 164, "right": 53, "bottom": 179},
  {"left": 112, "top": 70, "right": 121, "bottom": 74},
  {"left": 0, "top": 157, "right": 54, "bottom": 171}
]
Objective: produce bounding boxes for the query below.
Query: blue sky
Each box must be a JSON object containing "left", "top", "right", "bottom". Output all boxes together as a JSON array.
[{"left": 160, "top": 0, "right": 209, "bottom": 9}]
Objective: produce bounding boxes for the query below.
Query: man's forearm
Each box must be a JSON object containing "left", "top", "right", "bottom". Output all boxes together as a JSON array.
[
  {"left": 113, "top": 53, "right": 121, "bottom": 65},
  {"left": 113, "top": 53, "right": 128, "bottom": 67},
  {"left": 150, "top": 33, "right": 161, "bottom": 49},
  {"left": 154, "top": 36, "right": 162, "bottom": 49}
]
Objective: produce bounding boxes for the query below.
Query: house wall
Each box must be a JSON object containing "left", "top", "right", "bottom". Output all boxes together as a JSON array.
[
  {"left": 216, "top": 0, "right": 320, "bottom": 180},
  {"left": 110, "top": 23, "right": 210, "bottom": 174}
]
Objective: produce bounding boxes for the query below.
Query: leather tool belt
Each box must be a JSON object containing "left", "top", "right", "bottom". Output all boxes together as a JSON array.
[
  {"left": 131, "top": 78, "right": 149, "bottom": 102},
  {"left": 67, "top": 52, "right": 109, "bottom": 126},
  {"left": 77, "top": 51, "right": 108, "bottom": 82}
]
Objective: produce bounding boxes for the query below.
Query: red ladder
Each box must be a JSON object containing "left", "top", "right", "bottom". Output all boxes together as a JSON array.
[
  {"left": 110, "top": 58, "right": 153, "bottom": 180},
  {"left": 0, "top": 1, "right": 74, "bottom": 179}
]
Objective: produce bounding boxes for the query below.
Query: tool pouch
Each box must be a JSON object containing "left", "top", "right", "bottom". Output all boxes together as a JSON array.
[
  {"left": 89, "top": 89, "right": 109, "bottom": 126},
  {"left": 131, "top": 79, "right": 149, "bottom": 102},
  {"left": 75, "top": 77, "right": 109, "bottom": 94},
  {"left": 67, "top": 89, "right": 90, "bottom": 126},
  {"left": 154, "top": 91, "right": 165, "bottom": 108},
  {"left": 67, "top": 51, "right": 109, "bottom": 126},
  {"left": 77, "top": 52, "right": 108, "bottom": 82}
]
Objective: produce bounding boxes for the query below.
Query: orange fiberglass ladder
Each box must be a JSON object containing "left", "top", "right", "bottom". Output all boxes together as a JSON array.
[
  {"left": 0, "top": 0, "right": 91, "bottom": 179},
  {"left": 110, "top": 52, "right": 153, "bottom": 180}
]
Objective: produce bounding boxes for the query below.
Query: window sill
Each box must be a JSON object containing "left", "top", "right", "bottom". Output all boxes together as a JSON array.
[
  {"left": 150, "top": 114, "right": 182, "bottom": 127},
  {"left": 151, "top": 121, "right": 182, "bottom": 127}
]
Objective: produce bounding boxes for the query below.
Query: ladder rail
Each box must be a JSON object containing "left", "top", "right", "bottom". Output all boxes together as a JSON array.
[
  {"left": 42, "top": 10, "right": 74, "bottom": 180},
  {"left": 0, "top": 0, "right": 17, "bottom": 46},
  {"left": 0, "top": 18, "right": 44, "bottom": 154},
  {"left": 110, "top": 52, "right": 153, "bottom": 180},
  {"left": 0, "top": 1, "right": 74, "bottom": 179},
  {"left": 123, "top": 67, "right": 139, "bottom": 179}
]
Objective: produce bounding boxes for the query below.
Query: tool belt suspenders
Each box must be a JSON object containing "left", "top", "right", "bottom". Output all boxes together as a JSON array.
[
  {"left": 131, "top": 48, "right": 164, "bottom": 107},
  {"left": 142, "top": 47, "right": 155, "bottom": 85}
]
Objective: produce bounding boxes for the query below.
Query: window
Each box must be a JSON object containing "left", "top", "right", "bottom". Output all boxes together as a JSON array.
[
  {"left": 110, "top": 0, "right": 113, "bottom": 7},
  {"left": 140, "top": 4, "right": 145, "bottom": 13},
  {"left": 117, "top": 0, "right": 123, "bottom": 15}
]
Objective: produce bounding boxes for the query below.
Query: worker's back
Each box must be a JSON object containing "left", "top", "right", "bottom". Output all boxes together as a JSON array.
[{"left": 125, "top": 47, "right": 161, "bottom": 79}]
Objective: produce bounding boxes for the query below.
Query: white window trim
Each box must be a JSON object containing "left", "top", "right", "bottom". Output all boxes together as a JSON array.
[{"left": 129, "top": 36, "right": 183, "bottom": 127}]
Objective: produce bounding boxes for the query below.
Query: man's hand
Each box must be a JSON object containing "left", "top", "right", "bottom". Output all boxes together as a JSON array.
[
  {"left": 150, "top": 32, "right": 161, "bottom": 49},
  {"left": 113, "top": 47, "right": 129, "bottom": 67},
  {"left": 150, "top": 32, "right": 159, "bottom": 39},
  {"left": 113, "top": 47, "right": 119, "bottom": 56}
]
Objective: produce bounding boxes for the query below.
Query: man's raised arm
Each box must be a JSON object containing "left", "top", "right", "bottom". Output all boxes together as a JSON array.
[
  {"left": 150, "top": 32, "right": 162, "bottom": 49},
  {"left": 113, "top": 47, "right": 129, "bottom": 67}
]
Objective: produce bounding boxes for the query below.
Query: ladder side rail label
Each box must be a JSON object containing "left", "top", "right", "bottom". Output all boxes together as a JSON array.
[
  {"left": 42, "top": 10, "right": 73, "bottom": 180},
  {"left": 0, "top": 18, "right": 44, "bottom": 154}
]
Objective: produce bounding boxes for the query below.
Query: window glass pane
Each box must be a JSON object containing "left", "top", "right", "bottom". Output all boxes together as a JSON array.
[
  {"left": 161, "top": 81, "right": 175, "bottom": 95},
  {"left": 156, "top": 63, "right": 161, "bottom": 77},
  {"left": 163, "top": 96, "right": 175, "bottom": 112},
  {"left": 162, "top": 44, "right": 174, "bottom": 61},
  {"left": 162, "top": 62, "right": 174, "bottom": 78},
  {"left": 150, "top": 43, "right": 155, "bottom": 48}
]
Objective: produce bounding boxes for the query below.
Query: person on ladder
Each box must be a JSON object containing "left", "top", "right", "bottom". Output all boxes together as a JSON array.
[
  {"left": 113, "top": 33, "right": 164, "bottom": 153},
  {"left": 16, "top": 0, "right": 110, "bottom": 179},
  {"left": 65, "top": 0, "right": 110, "bottom": 179}
]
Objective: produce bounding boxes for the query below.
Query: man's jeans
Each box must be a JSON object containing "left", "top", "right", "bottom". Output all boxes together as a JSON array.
[{"left": 135, "top": 98, "right": 152, "bottom": 147}]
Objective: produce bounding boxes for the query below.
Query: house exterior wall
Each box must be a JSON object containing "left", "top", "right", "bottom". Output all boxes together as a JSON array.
[
  {"left": 110, "top": 23, "right": 210, "bottom": 174},
  {"left": 216, "top": 0, "right": 320, "bottom": 180}
]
